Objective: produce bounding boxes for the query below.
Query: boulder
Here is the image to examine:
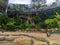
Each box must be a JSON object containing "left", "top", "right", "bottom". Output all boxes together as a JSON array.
[
  {"left": 13, "top": 37, "right": 33, "bottom": 45},
  {"left": 0, "top": 36, "right": 5, "bottom": 41},
  {"left": 5, "top": 36, "right": 15, "bottom": 41},
  {"left": 33, "top": 41, "right": 47, "bottom": 45}
]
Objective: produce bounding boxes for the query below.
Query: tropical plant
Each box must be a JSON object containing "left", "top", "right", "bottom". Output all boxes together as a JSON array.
[
  {"left": 0, "top": 13, "right": 8, "bottom": 24},
  {"left": 33, "top": 16, "right": 41, "bottom": 30},
  {"left": 32, "top": 1, "right": 41, "bottom": 16},
  {"left": 45, "top": 18, "right": 58, "bottom": 28},
  {"left": 15, "top": 16, "right": 27, "bottom": 30},
  {"left": 33, "top": 16, "right": 41, "bottom": 24},
  {"left": 6, "top": 18, "right": 16, "bottom": 31},
  {"left": 25, "top": 20, "right": 31, "bottom": 31},
  {"left": 32, "top": 1, "right": 41, "bottom": 10},
  {"left": 55, "top": 12, "right": 60, "bottom": 28},
  {"left": 55, "top": 12, "right": 60, "bottom": 20},
  {"left": 32, "top": 2, "right": 42, "bottom": 30},
  {"left": 0, "top": 13, "right": 8, "bottom": 30},
  {"left": 45, "top": 18, "right": 58, "bottom": 37}
]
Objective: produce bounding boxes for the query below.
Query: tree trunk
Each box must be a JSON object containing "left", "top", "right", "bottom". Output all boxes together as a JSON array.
[
  {"left": 47, "top": 32, "right": 51, "bottom": 37},
  {"left": 46, "top": 29, "right": 51, "bottom": 45},
  {"left": 46, "top": 38, "right": 50, "bottom": 45}
]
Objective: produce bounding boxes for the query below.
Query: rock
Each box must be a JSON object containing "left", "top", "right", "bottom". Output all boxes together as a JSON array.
[
  {"left": 5, "top": 36, "right": 15, "bottom": 41},
  {"left": 12, "top": 34, "right": 20, "bottom": 36},
  {"left": 33, "top": 41, "right": 47, "bottom": 45},
  {"left": 0, "top": 36, "right": 5, "bottom": 41},
  {"left": 0, "top": 34, "right": 9, "bottom": 36},
  {"left": 13, "top": 37, "right": 33, "bottom": 45}
]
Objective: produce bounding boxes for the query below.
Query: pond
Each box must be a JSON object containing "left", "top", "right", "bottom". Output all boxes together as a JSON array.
[{"left": 0, "top": 41, "right": 12, "bottom": 45}]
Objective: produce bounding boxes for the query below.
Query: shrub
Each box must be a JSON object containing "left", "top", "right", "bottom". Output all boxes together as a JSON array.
[
  {"left": 0, "top": 13, "right": 8, "bottom": 30},
  {"left": 45, "top": 18, "right": 58, "bottom": 28},
  {"left": 6, "top": 18, "right": 16, "bottom": 31},
  {"left": 1, "top": 24, "right": 7, "bottom": 30},
  {"left": 55, "top": 12, "right": 60, "bottom": 20},
  {"left": 25, "top": 21, "right": 31, "bottom": 31},
  {"left": 55, "top": 12, "right": 60, "bottom": 27},
  {"left": 17, "top": 23, "right": 26, "bottom": 30},
  {"left": 0, "top": 13, "right": 8, "bottom": 24},
  {"left": 35, "top": 23, "right": 41, "bottom": 30},
  {"left": 33, "top": 16, "right": 41, "bottom": 24}
]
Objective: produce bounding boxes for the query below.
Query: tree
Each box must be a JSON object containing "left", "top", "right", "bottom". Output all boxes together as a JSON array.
[
  {"left": 45, "top": 18, "right": 58, "bottom": 45},
  {"left": 14, "top": 5, "right": 24, "bottom": 12},
  {"left": 0, "top": 13, "right": 8, "bottom": 30},
  {"left": 0, "top": 0, "right": 8, "bottom": 12},
  {"left": 45, "top": 18, "right": 58, "bottom": 28},
  {"left": 30, "top": 1, "right": 42, "bottom": 29},
  {"left": 0, "top": 13, "right": 8, "bottom": 24},
  {"left": 55, "top": 12, "right": 60, "bottom": 28},
  {"left": 33, "top": 16, "right": 41, "bottom": 30},
  {"left": 45, "top": 18, "right": 58, "bottom": 37},
  {"left": 32, "top": 1, "right": 41, "bottom": 16},
  {"left": 6, "top": 18, "right": 16, "bottom": 31},
  {"left": 55, "top": 12, "right": 60, "bottom": 20}
]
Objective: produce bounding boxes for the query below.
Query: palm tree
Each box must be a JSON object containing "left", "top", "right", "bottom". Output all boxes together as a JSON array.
[
  {"left": 32, "top": 1, "right": 42, "bottom": 30},
  {"left": 32, "top": 1, "right": 50, "bottom": 44},
  {"left": 32, "top": 1, "right": 41, "bottom": 16}
]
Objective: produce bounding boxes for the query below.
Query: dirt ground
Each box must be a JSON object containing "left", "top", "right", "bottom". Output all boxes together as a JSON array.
[{"left": 3, "top": 32, "right": 60, "bottom": 42}]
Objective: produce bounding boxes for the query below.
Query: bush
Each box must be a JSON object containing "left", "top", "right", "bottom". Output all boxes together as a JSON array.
[
  {"left": 55, "top": 12, "right": 60, "bottom": 27},
  {"left": 0, "top": 13, "right": 8, "bottom": 24},
  {"left": 1, "top": 24, "right": 7, "bottom": 30},
  {"left": 33, "top": 16, "right": 41, "bottom": 24},
  {"left": 35, "top": 23, "right": 41, "bottom": 30},
  {"left": 25, "top": 21, "right": 31, "bottom": 31},
  {"left": 0, "top": 13, "right": 8, "bottom": 30},
  {"left": 45, "top": 18, "right": 58, "bottom": 28},
  {"left": 17, "top": 23, "right": 26, "bottom": 30},
  {"left": 55, "top": 12, "right": 60, "bottom": 20},
  {"left": 6, "top": 18, "right": 16, "bottom": 31}
]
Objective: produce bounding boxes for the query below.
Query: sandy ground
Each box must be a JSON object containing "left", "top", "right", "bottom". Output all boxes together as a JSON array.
[{"left": 2, "top": 32, "right": 60, "bottom": 42}]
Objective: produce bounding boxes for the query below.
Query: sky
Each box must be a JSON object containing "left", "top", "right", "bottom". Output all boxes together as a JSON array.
[
  {"left": 9, "top": 0, "right": 32, "bottom": 4},
  {"left": 9, "top": 0, "right": 55, "bottom": 4},
  {"left": 46, "top": 0, "right": 56, "bottom": 4}
]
